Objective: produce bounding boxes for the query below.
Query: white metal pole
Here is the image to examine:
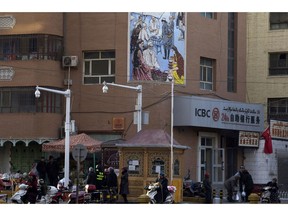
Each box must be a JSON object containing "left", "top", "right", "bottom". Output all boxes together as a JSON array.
[
  {"left": 170, "top": 78, "right": 174, "bottom": 184},
  {"left": 137, "top": 86, "right": 142, "bottom": 132},
  {"left": 35, "top": 86, "right": 71, "bottom": 188},
  {"left": 64, "top": 90, "right": 71, "bottom": 188}
]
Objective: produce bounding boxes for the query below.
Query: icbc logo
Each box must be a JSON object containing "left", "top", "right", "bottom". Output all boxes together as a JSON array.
[
  {"left": 212, "top": 107, "right": 220, "bottom": 121},
  {"left": 195, "top": 108, "right": 211, "bottom": 118}
]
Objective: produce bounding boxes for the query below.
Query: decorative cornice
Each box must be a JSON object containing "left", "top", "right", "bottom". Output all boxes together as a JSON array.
[
  {"left": 0, "top": 15, "right": 16, "bottom": 29},
  {"left": 0, "top": 66, "right": 15, "bottom": 81}
]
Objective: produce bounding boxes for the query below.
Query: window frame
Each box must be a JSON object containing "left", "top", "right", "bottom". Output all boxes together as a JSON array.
[
  {"left": 269, "top": 52, "right": 288, "bottom": 76},
  {"left": 270, "top": 13, "right": 288, "bottom": 30},
  {"left": 200, "top": 57, "right": 214, "bottom": 91},
  {"left": 268, "top": 98, "right": 288, "bottom": 121},
  {"left": 83, "top": 50, "right": 116, "bottom": 85}
]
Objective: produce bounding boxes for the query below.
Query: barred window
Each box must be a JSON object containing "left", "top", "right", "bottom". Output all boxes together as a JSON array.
[
  {"left": 268, "top": 98, "right": 288, "bottom": 121},
  {"left": 270, "top": 13, "right": 288, "bottom": 30},
  {"left": 83, "top": 50, "right": 115, "bottom": 84},
  {"left": 0, "top": 87, "right": 62, "bottom": 113},
  {"left": 269, "top": 53, "right": 288, "bottom": 76},
  {"left": 0, "top": 34, "right": 63, "bottom": 61}
]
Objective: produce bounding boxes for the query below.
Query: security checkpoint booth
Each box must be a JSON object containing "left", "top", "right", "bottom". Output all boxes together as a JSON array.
[{"left": 115, "top": 129, "right": 189, "bottom": 203}]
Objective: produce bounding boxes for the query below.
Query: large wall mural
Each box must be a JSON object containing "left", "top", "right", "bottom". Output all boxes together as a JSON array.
[{"left": 128, "top": 12, "right": 186, "bottom": 84}]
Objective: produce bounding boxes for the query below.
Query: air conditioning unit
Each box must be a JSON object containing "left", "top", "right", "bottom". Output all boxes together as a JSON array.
[{"left": 62, "top": 56, "right": 78, "bottom": 67}]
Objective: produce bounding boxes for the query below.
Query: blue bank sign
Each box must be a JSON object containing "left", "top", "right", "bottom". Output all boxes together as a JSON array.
[{"left": 174, "top": 96, "right": 264, "bottom": 132}]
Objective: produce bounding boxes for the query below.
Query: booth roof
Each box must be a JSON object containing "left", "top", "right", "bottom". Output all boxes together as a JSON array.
[{"left": 115, "top": 129, "right": 190, "bottom": 149}]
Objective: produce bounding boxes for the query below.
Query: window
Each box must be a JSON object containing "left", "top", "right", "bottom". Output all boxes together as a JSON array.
[
  {"left": 83, "top": 51, "right": 115, "bottom": 84},
  {"left": 269, "top": 53, "right": 288, "bottom": 76},
  {"left": 200, "top": 57, "right": 214, "bottom": 90},
  {"left": 152, "top": 158, "right": 165, "bottom": 175},
  {"left": 200, "top": 12, "right": 216, "bottom": 19},
  {"left": 268, "top": 98, "right": 288, "bottom": 121},
  {"left": 0, "top": 34, "right": 63, "bottom": 61},
  {"left": 0, "top": 87, "right": 63, "bottom": 113},
  {"left": 270, "top": 13, "right": 288, "bottom": 30}
]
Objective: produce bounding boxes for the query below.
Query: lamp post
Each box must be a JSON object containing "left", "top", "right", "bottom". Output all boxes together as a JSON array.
[
  {"left": 102, "top": 81, "right": 142, "bottom": 132},
  {"left": 35, "top": 86, "right": 71, "bottom": 188},
  {"left": 167, "top": 74, "right": 174, "bottom": 184}
]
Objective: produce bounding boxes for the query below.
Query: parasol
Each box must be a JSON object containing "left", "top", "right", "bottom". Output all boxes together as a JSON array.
[{"left": 42, "top": 133, "right": 102, "bottom": 153}]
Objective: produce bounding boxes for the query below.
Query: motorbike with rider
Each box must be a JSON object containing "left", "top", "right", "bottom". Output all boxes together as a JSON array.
[
  {"left": 261, "top": 177, "right": 281, "bottom": 203},
  {"left": 145, "top": 173, "right": 176, "bottom": 204}
]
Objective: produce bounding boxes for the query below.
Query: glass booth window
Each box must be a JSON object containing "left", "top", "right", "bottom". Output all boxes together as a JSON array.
[
  {"left": 128, "top": 159, "right": 140, "bottom": 174},
  {"left": 152, "top": 158, "right": 165, "bottom": 174}
]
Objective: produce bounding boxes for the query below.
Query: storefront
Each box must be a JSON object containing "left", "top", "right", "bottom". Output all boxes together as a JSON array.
[{"left": 174, "top": 96, "right": 264, "bottom": 187}]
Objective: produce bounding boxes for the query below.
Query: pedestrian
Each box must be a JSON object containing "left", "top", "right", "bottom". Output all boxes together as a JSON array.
[
  {"left": 241, "top": 169, "right": 254, "bottom": 202},
  {"left": 119, "top": 167, "right": 129, "bottom": 203},
  {"left": 155, "top": 172, "right": 169, "bottom": 203},
  {"left": 85, "top": 167, "right": 97, "bottom": 186},
  {"left": 36, "top": 156, "right": 47, "bottom": 182},
  {"left": 106, "top": 167, "right": 118, "bottom": 190},
  {"left": 224, "top": 173, "right": 240, "bottom": 203},
  {"left": 95, "top": 164, "right": 105, "bottom": 189},
  {"left": 46, "top": 155, "right": 59, "bottom": 187},
  {"left": 202, "top": 173, "right": 212, "bottom": 203},
  {"left": 266, "top": 177, "right": 280, "bottom": 203}
]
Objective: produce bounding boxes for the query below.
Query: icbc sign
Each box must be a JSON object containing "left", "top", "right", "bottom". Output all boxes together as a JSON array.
[
  {"left": 195, "top": 108, "right": 211, "bottom": 118},
  {"left": 195, "top": 108, "right": 220, "bottom": 122}
]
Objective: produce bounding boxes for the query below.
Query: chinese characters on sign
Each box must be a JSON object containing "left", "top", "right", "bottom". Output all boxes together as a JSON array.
[
  {"left": 238, "top": 131, "right": 260, "bottom": 147},
  {"left": 270, "top": 119, "right": 288, "bottom": 140}
]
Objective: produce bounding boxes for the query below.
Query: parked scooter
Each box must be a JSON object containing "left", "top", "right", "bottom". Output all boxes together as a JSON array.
[
  {"left": 11, "top": 183, "right": 29, "bottom": 204},
  {"left": 145, "top": 182, "right": 176, "bottom": 204},
  {"left": 183, "top": 180, "right": 205, "bottom": 197},
  {"left": 260, "top": 186, "right": 281, "bottom": 203}
]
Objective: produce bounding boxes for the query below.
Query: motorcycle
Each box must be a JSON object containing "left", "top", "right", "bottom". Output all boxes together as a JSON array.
[
  {"left": 260, "top": 186, "right": 281, "bottom": 203},
  {"left": 11, "top": 183, "right": 64, "bottom": 204},
  {"left": 183, "top": 179, "right": 205, "bottom": 197},
  {"left": 145, "top": 182, "right": 176, "bottom": 204},
  {"left": 11, "top": 183, "right": 28, "bottom": 204}
]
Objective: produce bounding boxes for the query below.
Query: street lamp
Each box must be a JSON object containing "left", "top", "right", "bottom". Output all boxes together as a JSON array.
[
  {"left": 167, "top": 73, "right": 174, "bottom": 184},
  {"left": 102, "top": 81, "right": 142, "bottom": 132},
  {"left": 35, "top": 86, "right": 71, "bottom": 188}
]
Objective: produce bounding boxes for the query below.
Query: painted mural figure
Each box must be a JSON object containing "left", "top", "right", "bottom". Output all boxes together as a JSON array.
[
  {"left": 161, "top": 17, "right": 174, "bottom": 60},
  {"left": 148, "top": 16, "right": 160, "bottom": 37},
  {"left": 130, "top": 24, "right": 142, "bottom": 54},
  {"left": 176, "top": 12, "right": 185, "bottom": 41},
  {"left": 132, "top": 39, "right": 153, "bottom": 81},
  {"left": 143, "top": 41, "right": 160, "bottom": 70},
  {"left": 138, "top": 22, "right": 150, "bottom": 45}
]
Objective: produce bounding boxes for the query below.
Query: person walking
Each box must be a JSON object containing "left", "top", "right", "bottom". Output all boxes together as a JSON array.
[
  {"left": 119, "top": 167, "right": 129, "bottom": 203},
  {"left": 95, "top": 164, "right": 105, "bottom": 189},
  {"left": 224, "top": 173, "right": 240, "bottom": 203},
  {"left": 106, "top": 167, "right": 118, "bottom": 190},
  {"left": 241, "top": 169, "right": 254, "bottom": 202},
  {"left": 36, "top": 156, "right": 47, "bottom": 182},
  {"left": 203, "top": 173, "right": 212, "bottom": 203},
  {"left": 46, "top": 155, "right": 59, "bottom": 187},
  {"left": 85, "top": 167, "right": 97, "bottom": 186}
]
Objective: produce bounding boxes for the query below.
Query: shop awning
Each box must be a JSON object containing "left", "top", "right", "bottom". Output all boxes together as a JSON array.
[{"left": 42, "top": 133, "right": 102, "bottom": 153}]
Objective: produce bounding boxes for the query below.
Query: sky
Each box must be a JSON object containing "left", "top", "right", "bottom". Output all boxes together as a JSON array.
[{"left": 1, "top": 0, "right": 287, "bottom": 12}]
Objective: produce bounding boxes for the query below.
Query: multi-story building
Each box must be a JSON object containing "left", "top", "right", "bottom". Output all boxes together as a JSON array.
[
  {"left": 247, "top": 12, "right": 288, "bottom": 188},
  {"left": 0, "top": 13, "right": 260, "bottom": 196}
]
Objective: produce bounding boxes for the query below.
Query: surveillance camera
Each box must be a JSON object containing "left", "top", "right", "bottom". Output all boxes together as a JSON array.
[
  {"left": 102, "top": 85, "right": 108, "bottom": 93},
  {"left": 35, "top": 89, "right": 41, "bottom": 98},
  {"left": 167, "top": 74, "right": 173, "bottom": 82}
]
